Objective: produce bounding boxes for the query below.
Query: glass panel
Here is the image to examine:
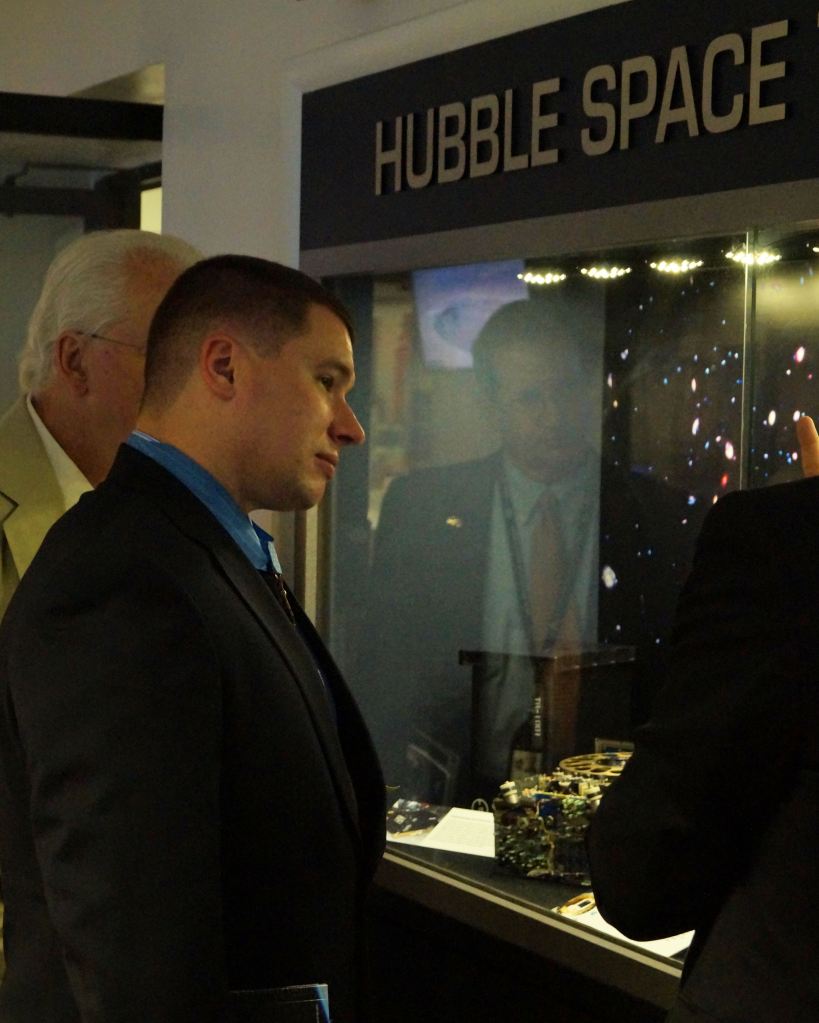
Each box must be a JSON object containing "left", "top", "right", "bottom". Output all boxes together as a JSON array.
[
  {"left": 326, "top": 221, "right": 819, "bottom": 807},
  {"left": 747, "top": 225, "right": 819, "bottom": 489}
]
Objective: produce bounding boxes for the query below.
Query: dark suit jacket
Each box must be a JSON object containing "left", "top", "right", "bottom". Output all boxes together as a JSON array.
[
  {"left": 359, "top": 450, "right": 694, "bottom": 791},
  {"left": 0, "top": 445, "right": 385, "bottom": 1023},
  {"left": 588, "top": 479, "right": 819, "bottom": 1021}
]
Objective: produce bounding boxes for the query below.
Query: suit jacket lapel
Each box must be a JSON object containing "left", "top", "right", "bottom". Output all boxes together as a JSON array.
[
  {"left": 449, "top": 452, "right": 500, "bottom": 540},
  {"left": 443, "top": 451, "right": 502, "bottom": 644},
  {"left": 209, "top": 538, "right": 363, "bottom": 833},
  {"left": 107, "top": 446, "right": 364, "bottom": 844},
  {"left": 291, "top": 597, "right": 386, "bottom": 874},
  {"left": 0, "top": 398, "right": 66, "bottom": 578}
]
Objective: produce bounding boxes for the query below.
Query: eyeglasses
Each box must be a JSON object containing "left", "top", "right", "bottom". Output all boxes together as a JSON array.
[{"left": 76, "top": 330, "right": 146, "bottom": 355}]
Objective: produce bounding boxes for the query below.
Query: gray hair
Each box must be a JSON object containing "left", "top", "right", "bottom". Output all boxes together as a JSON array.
[{"left": 19, "top": 228, "right": 201, "bottom": 393}]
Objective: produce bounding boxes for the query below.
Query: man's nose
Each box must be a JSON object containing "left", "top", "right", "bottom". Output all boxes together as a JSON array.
[{"left": 333, "top": 402, "right": 366, "bottom": 447}]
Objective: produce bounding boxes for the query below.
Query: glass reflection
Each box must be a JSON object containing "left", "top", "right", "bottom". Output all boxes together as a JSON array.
[
  {"left": 749, "top": 232, "right": 819, "bottom": 487},
  {"left": 328, "top": 223, "right": 819, "bottom": 806}
]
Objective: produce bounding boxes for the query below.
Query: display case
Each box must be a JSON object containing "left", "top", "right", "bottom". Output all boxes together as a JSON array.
[
  {"left": 299, "top": 2, "right": 819, "bottom": 1015},
  {"left": 307, "top": 216, "right": 819, "bottom": 1019},
  {"left": 374, "top": 843, "right": 685, "bottom": 1016},
  {"left": 318, "top": 222, "right": 819, "bottom": 803}
]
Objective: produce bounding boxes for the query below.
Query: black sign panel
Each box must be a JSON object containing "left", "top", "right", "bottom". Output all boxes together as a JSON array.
[{"left": 301, "top": 0, "right": 818, "bottom": 251}]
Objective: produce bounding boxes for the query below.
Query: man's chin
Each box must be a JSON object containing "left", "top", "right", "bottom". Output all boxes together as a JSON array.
[
  {"left": 521, "top": 456, "right": 580, "bottom": 484},
  {"left": 251, "top": 482, "right": 326, "bottom": 514},
  {"left": 296, "top": 479, "right": 328, "bottom": 510}
]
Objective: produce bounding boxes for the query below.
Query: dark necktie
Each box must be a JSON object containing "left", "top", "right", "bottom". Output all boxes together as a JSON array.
[
  {"left": 258, "top": 568, "right": 338, "bottom": 723},
  {"left": 259, "top": 569, "right": 296, "bottom": 624}
]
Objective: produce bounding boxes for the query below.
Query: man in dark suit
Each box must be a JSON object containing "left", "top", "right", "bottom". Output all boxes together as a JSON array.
[
  {"left": 362, "top": 299, "right": 691, "bottom": 800},
  {"left": 0, "top": 256, "right": 385, "bottom": 1022},
  {"left": 587, "top": 431, "right": 819, "bottom": 1019}
]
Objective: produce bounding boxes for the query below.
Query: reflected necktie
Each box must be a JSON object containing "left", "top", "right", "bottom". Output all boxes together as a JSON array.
[{"left": 528, "top": 493, "right": 568, "bottom": 652}]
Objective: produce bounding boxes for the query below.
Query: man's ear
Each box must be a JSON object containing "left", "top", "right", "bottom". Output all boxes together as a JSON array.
[
  {"left": 200, "top": 334, "right": 237, "bottom": 399},
  {"left": 54, "top": 331, "right": 89, "bottom": 396}
]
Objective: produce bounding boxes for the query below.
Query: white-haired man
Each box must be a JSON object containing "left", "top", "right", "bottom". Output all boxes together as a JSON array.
[{"left": 0, "top": 229, "right": 200, "bottom": 619}]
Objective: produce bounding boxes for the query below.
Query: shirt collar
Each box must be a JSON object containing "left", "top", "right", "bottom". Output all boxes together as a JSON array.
[
  {"left": 127, "top": 430, "right": 279, "bottom": 572},
  {"left": 501, "top": 449, "right": 596, "bottom": 524},
  {"left": 26, "top": 393, "right": 93, "bottom": 511}
]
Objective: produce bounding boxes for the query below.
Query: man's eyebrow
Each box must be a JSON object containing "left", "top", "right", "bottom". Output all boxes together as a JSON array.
[{"left": 317, "top": 358, "right": 354, "bottom": 383}]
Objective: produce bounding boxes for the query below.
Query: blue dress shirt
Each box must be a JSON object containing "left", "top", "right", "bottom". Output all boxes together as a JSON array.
[{"left": 127, "top": 431, "right": 282, "bottom": 573}]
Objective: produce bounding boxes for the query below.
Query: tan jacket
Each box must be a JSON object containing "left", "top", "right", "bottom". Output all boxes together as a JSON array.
[{"left": 0, "top": 397, "right": 65, "bottom": 620}]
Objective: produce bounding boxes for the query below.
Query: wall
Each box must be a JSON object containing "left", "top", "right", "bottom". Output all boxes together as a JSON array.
[
  {"left": 0, "top": 0, "right": 621, "bottom": 589},
  {"left": 0, "top": 216, "right": 84, "bottom": 409},
  {"left": 0, "top": 0, "right": 621, "bottom": 264}
]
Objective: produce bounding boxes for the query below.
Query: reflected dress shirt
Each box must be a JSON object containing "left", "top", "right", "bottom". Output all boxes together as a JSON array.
[
  {"left": 481, "top": 452, "right": 600, "bottom": 656},
  {"left": 475, "top": 452, "right": 600, "bottom": 781}
]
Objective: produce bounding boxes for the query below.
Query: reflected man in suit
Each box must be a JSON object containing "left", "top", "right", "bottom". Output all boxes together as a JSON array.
[
  {"left": 363, "top": 298, "right": 686, "bottom": 799},
  {"left": 0, "top": 256, "right": 385, "bottom": 1022},
  {"left": 0, "top": 229, "right": 200, "bottom": 620}
]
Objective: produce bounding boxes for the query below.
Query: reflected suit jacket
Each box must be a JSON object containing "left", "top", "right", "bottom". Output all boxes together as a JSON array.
[
  {"left": 588, "top": 479, "right": 819, "bottom": 1021},
  {"left": 360, "top": 450, "right": 693, "bottom": 783},
  {"left": 0, "top": 398, "right": 65, "bottom": 621},
  {"left": 0, "top": 445, "right": 385, "bottom": 1023}
]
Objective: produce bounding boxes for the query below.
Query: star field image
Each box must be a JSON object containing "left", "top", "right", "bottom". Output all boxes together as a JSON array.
[
  {"left": 596, "top": 232, "right": 818, "bottom": 654},
  {"left": 604, "top": 239, "right": 819, "bottom": 495}
]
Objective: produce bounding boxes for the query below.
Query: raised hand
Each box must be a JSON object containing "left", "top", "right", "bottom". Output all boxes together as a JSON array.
[{"left": 796, "top": 415, "right": 819, "bottom": 478}]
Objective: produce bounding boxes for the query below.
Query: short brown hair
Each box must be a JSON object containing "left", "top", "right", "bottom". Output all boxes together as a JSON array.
[{"left": 142, "top": 255, "right": 353, "bottom": 408}]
